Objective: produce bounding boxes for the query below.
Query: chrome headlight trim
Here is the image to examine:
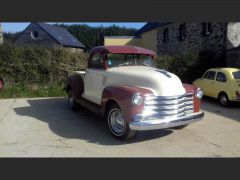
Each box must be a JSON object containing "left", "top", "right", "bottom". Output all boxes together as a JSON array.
[
  {"left": 195, "top": 88, "right": 203, "bottom": 99},
  {"left": 132, "top": 93, "right": 144, "bottom": 105}
]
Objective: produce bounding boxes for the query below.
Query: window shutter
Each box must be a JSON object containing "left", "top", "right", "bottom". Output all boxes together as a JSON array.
[
  {"left": 178, "top": 23, "right": 186, "bottom": 41},
  {"left": 163, "top": 28, "right": 169, "bottom": 43},
  {"left": 208, "top": 23, "right": 213, "bottom": 34}
]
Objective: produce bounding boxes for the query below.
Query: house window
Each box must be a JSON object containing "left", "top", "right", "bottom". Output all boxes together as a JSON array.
[
  {"left": 179, "top": 23, "right": 186, "bottom": 41},
  {"left": 201, "top": 22, "right": 212, "bottom": 36},
  {"left": 31, "top": 30, "right": 39, "bottom": 39},
  {"left": 163, "top": 28, "right": 169, "bottom": 43}
]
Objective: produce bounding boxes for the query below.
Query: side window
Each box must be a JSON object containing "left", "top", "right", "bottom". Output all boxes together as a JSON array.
[
  {"left": 203, "top": 71, "right": 216, "bottom": 80},
  {"left": 203, "top": 71, "right": 209, "bottom": 79},
  {"left": 216, "top": 72, "right": 227, "bottom": 82},
  {"left": 88, "top": 53, "right": 103, "bottom": 69},
  {"left": 207, "top": 71, "right": 216, "bottom": 80}
]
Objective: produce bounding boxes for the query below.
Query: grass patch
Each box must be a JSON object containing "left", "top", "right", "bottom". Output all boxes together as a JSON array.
[{"left": 0, "top": 83, "right": 67, "bottom": 99}]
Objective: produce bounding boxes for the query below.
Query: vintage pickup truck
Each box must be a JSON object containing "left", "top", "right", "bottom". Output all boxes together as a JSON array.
[{"left": 65, "top": 46, "right": 204, "bottom": 140}]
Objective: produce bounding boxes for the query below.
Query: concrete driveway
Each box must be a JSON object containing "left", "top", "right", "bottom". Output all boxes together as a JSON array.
[{"left": 0, "top": 97, "right": 239, "bottom": 157}]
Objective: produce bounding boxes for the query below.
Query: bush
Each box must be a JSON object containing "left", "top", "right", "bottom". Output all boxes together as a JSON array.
[
  {"left": 156, "top": 51, "right": 217, "bottom": 83},
  {"left": 0, "top": 44, "right": 89, "bottom": 86}
]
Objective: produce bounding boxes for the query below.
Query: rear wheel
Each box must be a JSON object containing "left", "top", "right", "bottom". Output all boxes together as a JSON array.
[
  {"left": 106, "top": 103, "right": 136, "bottom": 140},
  {"left": 68, "top": 90, "right": 79, "bottom": 111},
  {"left": 219, "top": 93, "right": 229, "bottom": 107}
]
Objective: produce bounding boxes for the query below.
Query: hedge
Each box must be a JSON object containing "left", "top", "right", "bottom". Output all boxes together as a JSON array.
[
  {"left": 156, "top": 50, "right": 221, "bottom": 83},
  {"left": 0, "top": 44, "right": 220, "bottom": 88},
  {"left": 0, "top": 44, "right": 88, "bottom": 86}
]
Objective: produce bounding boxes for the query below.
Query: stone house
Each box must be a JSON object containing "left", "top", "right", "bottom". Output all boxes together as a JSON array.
[
  {"left": 104, "top": 22, "right": 240, "bottom": 67},
  {"left": 15, "top": 22, "right": 85, "bottom": 52}
]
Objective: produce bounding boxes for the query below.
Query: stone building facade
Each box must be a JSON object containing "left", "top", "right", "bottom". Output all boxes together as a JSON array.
[
  {"left": 104, "top": 22, "right": 240, "bottom": 67},
  {"left": 156, "top": 23, "right": 227, "bottom": 58}
]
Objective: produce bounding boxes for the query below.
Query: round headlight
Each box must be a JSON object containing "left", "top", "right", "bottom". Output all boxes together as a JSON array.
[
  {"left": 132, "top": 93, "right": 144, "bottom": 105},
  {"left": 195, "top": 88, "right": 203, "bottom": 99}
]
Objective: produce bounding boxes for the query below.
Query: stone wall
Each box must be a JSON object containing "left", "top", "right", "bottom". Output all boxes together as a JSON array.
[
  {"left": 225, "top": 48, "right": 240, "bottom": 68},
  {"left": 157, "top": 22, "right": 227, "bottom": 58}
]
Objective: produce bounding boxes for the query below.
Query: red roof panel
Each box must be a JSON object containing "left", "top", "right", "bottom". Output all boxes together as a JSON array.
[{"left": 90, "top": 46, "right": 156, "bottom": 55}]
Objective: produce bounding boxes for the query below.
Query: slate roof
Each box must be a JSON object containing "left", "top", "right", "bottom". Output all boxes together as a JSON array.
[
  {"left": 37, "top": 23, "right": 85, "bottom": 48},
  {"left": 135, "top": 22, "right": 171, "bottom": 36}
]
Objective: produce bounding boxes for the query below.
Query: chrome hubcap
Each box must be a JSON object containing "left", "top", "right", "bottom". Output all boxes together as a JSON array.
[{"left": 109, "top": 109, "right": 126, "bottom": 135}]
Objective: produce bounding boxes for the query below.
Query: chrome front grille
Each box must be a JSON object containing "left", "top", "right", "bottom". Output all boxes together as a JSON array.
[{"left": 143, "top": 93, "right": 194, "bottom": 119}]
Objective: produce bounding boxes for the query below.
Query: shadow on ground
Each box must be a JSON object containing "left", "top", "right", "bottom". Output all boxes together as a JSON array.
[
  {"left": 14, "top": 97, "right": 173, "bottom": 145},
  {"left": 201, "top": 96, "right": 240, "bottom": 122}
]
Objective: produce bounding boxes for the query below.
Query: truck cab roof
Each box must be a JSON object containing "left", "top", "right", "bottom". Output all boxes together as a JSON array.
[{"left": 90, "top": 46, "right": 156, "bottom": 56}]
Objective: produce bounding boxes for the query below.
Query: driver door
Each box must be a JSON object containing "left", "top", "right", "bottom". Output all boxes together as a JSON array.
[
  {"left": 83, "top": 52, "right": 105, "bottom": 105},
  {"left": 201, "top": 70, "right": 216, "bottom": 97}
]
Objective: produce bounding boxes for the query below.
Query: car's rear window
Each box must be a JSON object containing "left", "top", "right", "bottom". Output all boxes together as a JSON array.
[{"left": 232, "top": 71, "right": 240, "bottom": 79}]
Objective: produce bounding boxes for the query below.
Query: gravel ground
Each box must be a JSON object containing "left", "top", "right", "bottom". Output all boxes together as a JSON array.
[{"left": 0, "top": 97, "right": 239, "bottom": 157}]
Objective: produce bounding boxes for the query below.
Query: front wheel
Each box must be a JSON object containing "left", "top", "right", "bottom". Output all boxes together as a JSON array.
[{"left": 106, "top": 103, "right": 136, "bottom": 140}]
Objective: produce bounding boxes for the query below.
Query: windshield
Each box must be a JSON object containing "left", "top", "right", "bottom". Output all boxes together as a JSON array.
[
  {"left": 107, "top": 53, "right": 155, "bottom": 68},
  {"left": 232, "top": 71, "right": 240, "bottom": 79}
]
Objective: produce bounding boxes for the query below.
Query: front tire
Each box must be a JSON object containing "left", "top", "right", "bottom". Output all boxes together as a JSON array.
[
  {"left": 106, "top": 103, "right": 136, "bottom": 140},
  {"left": 219, "top": 93, "right": 229, "bottom": 107}
]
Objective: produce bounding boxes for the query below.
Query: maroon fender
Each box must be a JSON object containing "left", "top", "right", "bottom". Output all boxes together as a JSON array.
[
  {"left": 101, "top": 86, "right": 153, "bottom": 123},
  {"left": 65, "top": 74, "right": 84, "bottom": 99},
  {"left": 183, "top": 83, "right": 201, "bottom": 112}
]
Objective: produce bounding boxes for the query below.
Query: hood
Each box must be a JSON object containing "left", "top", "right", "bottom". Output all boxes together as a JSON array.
[{"left": 105, "top": 66, "right": 186, "bottom": 96}]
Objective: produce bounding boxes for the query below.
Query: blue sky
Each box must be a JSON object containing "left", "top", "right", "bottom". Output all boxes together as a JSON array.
[{"left": 2, "top": 22, "right": 146, "bottom": 33}]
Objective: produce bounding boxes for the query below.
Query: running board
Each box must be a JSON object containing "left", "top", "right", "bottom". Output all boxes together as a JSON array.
[{"left": 76, "top": 98, "right": 101, "bottom": 115}]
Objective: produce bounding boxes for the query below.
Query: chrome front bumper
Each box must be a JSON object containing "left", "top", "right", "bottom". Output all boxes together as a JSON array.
[{"left": 129, "top": 112, "right": 204, "bottom": 131}]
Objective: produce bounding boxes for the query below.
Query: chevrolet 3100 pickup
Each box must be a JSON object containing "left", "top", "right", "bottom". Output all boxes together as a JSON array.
[{"left": 65, "top": 46, "right": 204, "bottom": 140}]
